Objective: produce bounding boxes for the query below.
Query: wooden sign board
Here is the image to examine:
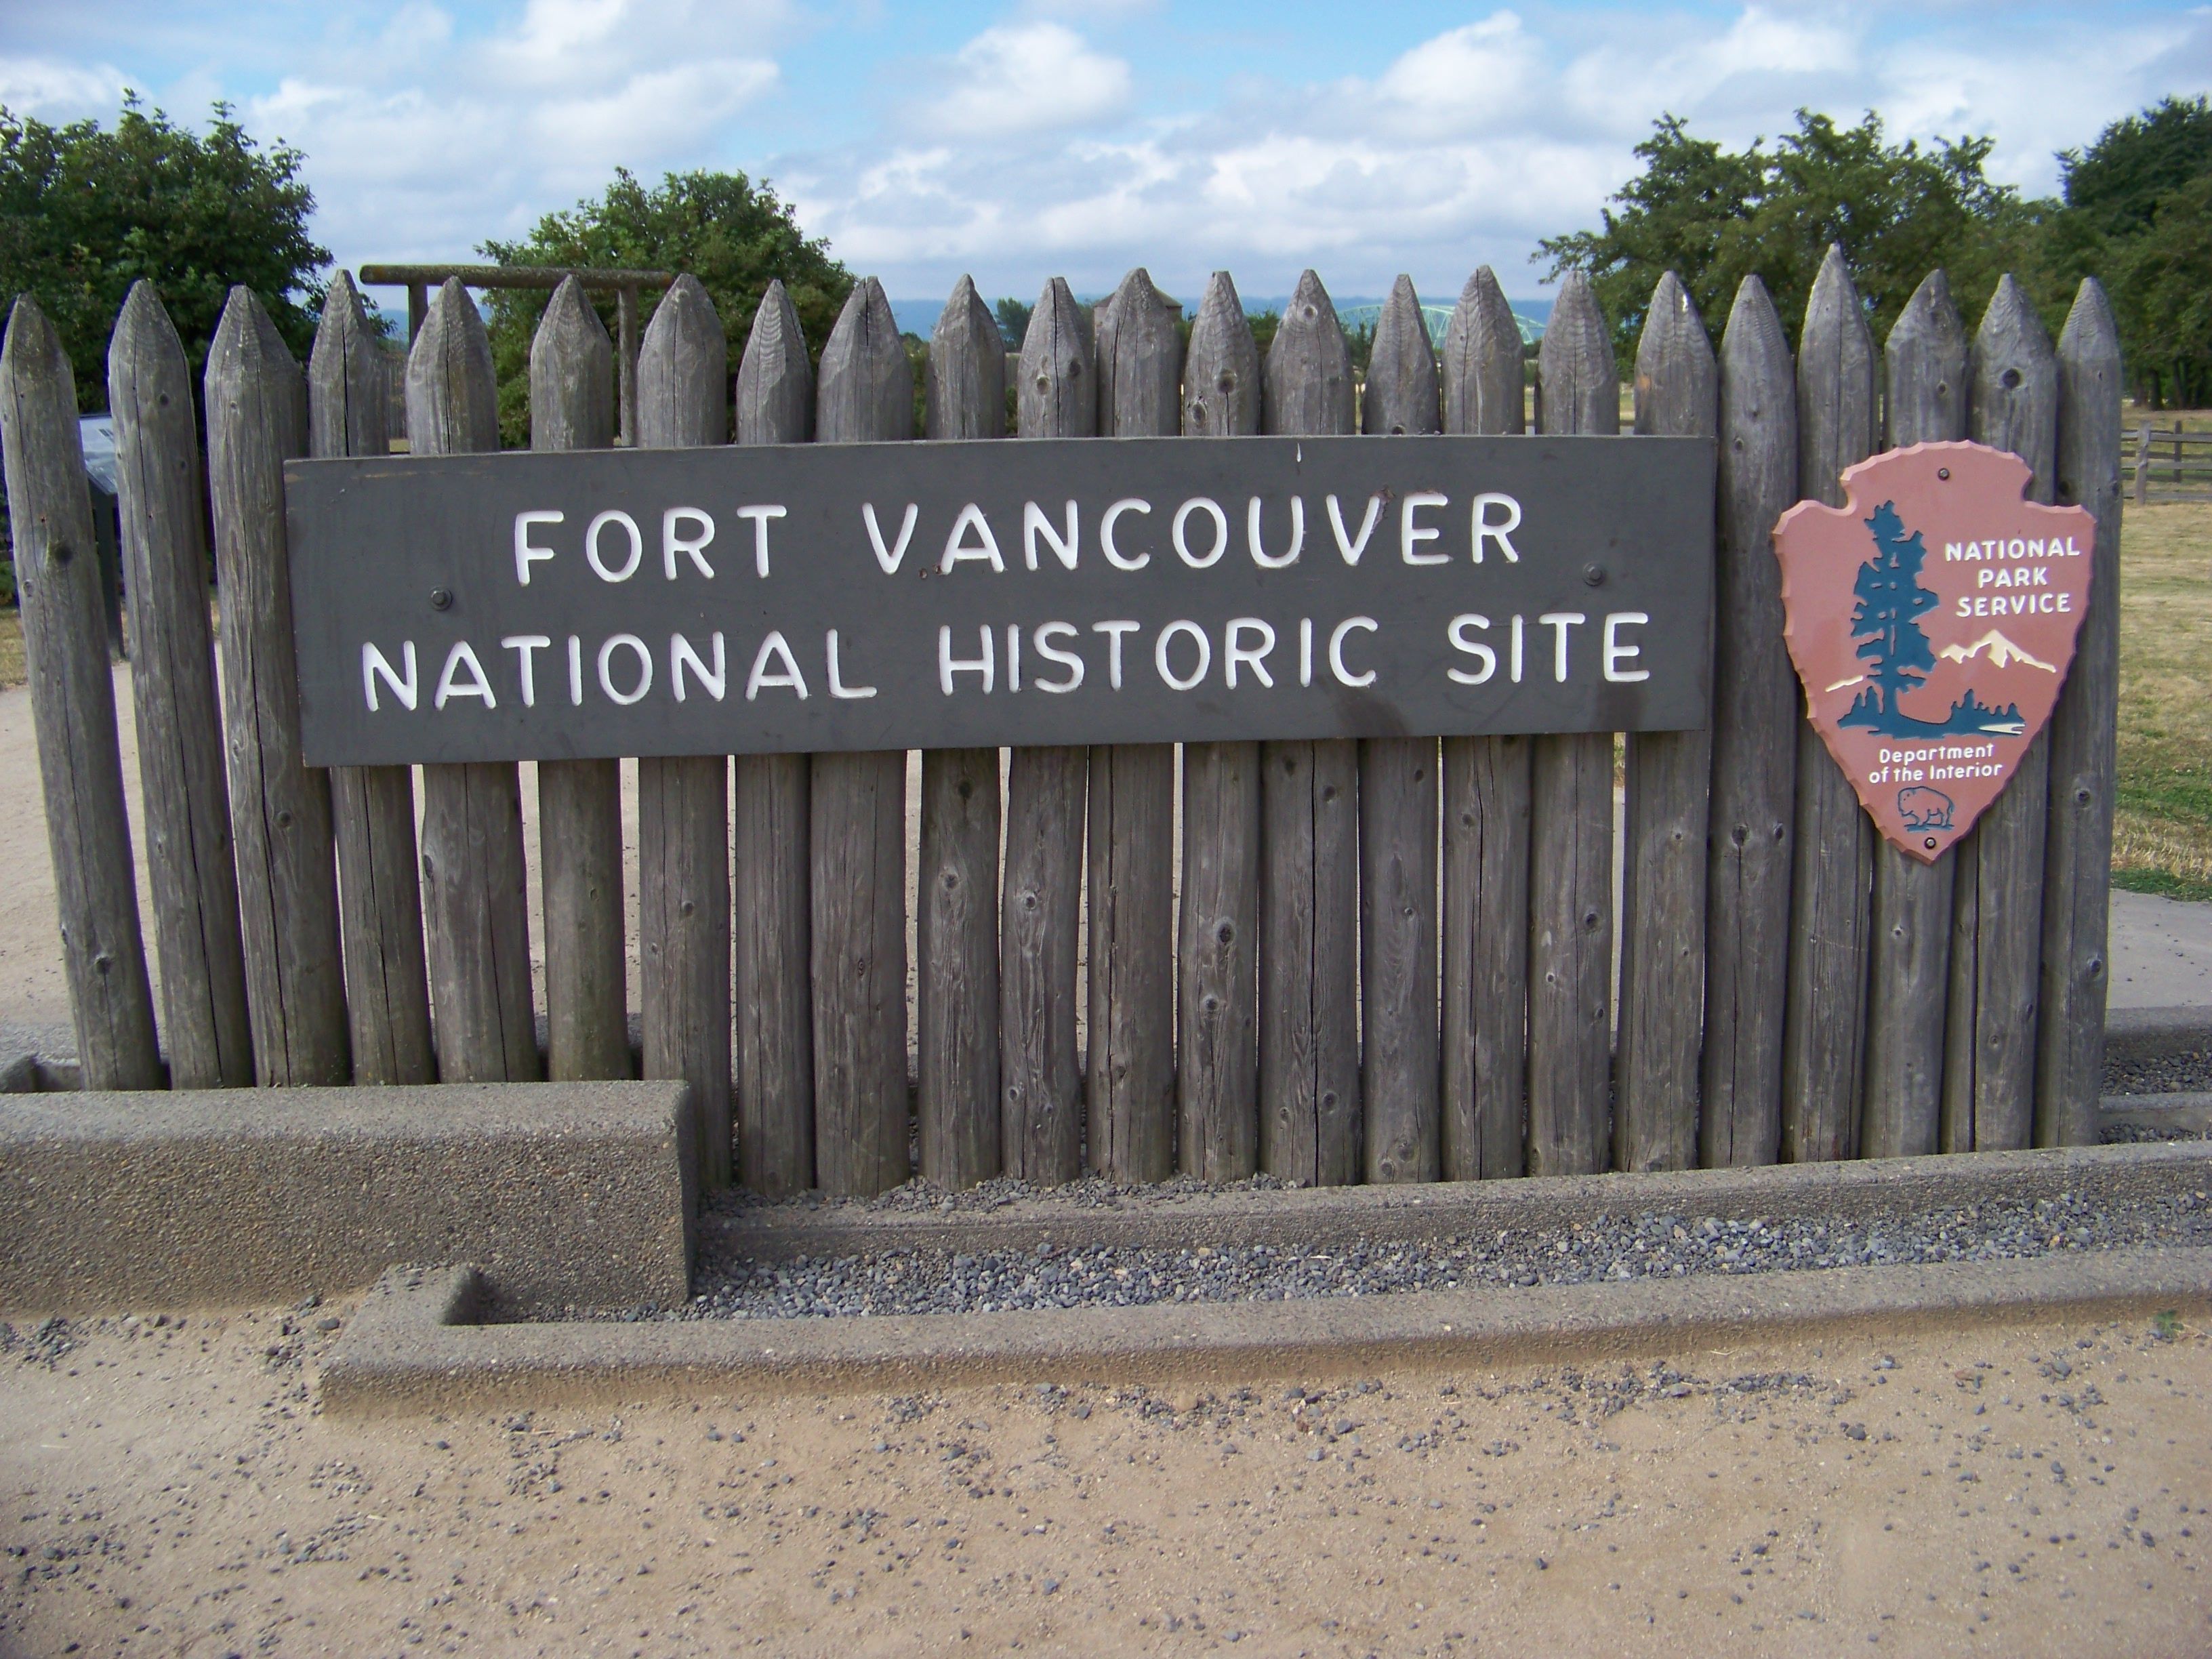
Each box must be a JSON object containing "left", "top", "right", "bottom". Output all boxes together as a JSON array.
[
  {"left": 1774, "top": 441, "right": 2094, "bottom": 861},
  {"left": 284, "top": 434, "right": 1715, "bottom": 765}
]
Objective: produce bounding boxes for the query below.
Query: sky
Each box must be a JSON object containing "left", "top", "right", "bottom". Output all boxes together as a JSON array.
[{"left": 6, "top": 1, "right": 2212, "bottom": 313}]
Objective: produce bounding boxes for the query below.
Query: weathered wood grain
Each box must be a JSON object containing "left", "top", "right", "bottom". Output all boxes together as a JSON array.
[
  {"left": 205, "top": 285, "right": 350, "bottom": 1087},
  {"left": 1616, "top": 271, "right": 1717, "bottom": 1172},
  {"left": 2036, "top": 280, "right": 2124, "bottom": 1148},
  {"left": 108, "top": 281, "right": 253, "bottom": 1089},
  {"left": 407, "top": 278, "right": 540, "bottom": 1084},
  {"left": 813, "top": 276, "right": 912, "bottom": 1195},
  {"left": 1086, "top": 268, "right": 1181, "bottom": 1183},
  {"left": 0, "top": 295, "right": 163, "bottom": 1090},
  {"left": 1780, "top": 246, "right": 1879, "bottom": 1162},
  {"left": 1257, "top": 269, "right": 1361, "bottom": 1186},
  {"left": 1943, "top": 274, "right": 2057, "bottom": 1154},
  {"left": 1000, "top": 277, "right": 1092, "bottom": 1185},
  {"left": 1863, "top": 270, "right": 1969, "bottom": 1159},
  {"left": 734, "top": 278, "right": 815, "bottom": 1195},
  {"left": 1441, "top": 265, "right": 1531, "bottom": 1180},
  {"left": 1700, "top": 276, "right": 1799, "bottom": 1168},
  {"left": 918, "top": 276, "right": 1004, "bottom": 1188},
  {"left": 1363, "top": 274, "right": 1441, "bottom": 436},
  {"left": 633, "top": 273, "right": 733, "bottom": 1185},
  {"left": 1357, "top": 276, "right": 1443, "bottom": 1182},
  {"left": 310, "top": 272, "right": 434, "bottom": 1084},
  {"left": 529, "top": 276, "right": 630, "bottom": 1085},
  {"left": 1175, "top": 272, "right": 1262, "bottom": 1181},
  {"left": 1526, "top": 269, "right": 1616, "bottom": 1176}
]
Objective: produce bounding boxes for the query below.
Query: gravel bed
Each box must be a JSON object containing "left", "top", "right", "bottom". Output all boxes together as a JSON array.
[
  {"left": 649, "top": 1187, "right": 2212, "bottom": 1325},
  {"left": 2106, "top": 1044, "right": 2212, "bottom": 1096}
]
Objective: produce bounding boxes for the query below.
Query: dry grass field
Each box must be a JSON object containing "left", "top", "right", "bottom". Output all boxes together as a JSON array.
[{"left": 0, "top": 493, "right": 2205, "bottom": 897}]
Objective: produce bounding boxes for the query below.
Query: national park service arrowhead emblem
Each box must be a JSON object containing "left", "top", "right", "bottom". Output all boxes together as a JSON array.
[{"left": 1773, "top": 441, "right": 2094, "bottom": 863}]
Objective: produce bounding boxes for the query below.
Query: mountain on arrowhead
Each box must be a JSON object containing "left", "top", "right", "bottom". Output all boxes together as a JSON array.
[{"left": 1936, "top": 630, "right": 2057, "bottom": 673}]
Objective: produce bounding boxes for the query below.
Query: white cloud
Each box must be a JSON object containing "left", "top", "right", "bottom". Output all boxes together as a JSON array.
[
  {"left": 920, "top": 22, "right": 1132, "bottom": 138},
  {"left": 0, "top": 54, "right": 127, "bottom": 117}
]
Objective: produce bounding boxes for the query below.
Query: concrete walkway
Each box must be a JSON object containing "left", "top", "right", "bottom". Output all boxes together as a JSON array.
[{"left": 1, "top": 668, "right": 2205, "bottom": 1064}]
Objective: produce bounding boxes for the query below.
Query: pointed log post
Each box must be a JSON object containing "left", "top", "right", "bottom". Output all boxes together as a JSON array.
[
  {"left": 1699, "top": 276, "right": 1799, "bottom": 1168},
  {"left": 529, "top": 277, "right": 630, "bottom": 1085},
  {"left": 1616, "top": 272, "right": 1717, "bottom": 1172},
  {"left": 1359, "top": 274, "right": 1441, "bottom": 1183},
  {"left": 918, "top": 276, "right": 1004, "bottom": 1189},
  {"left": 1526, "top": 270, "right": 1617, "bottom": 1176},
  {"left": 1001, "top": 278, "right": 1092, "bottom": 1184},
  {"left": 1863, "top": 270, "right": 1969, "bottom": 1159},
  {"left": 1441, "top": 266, "right": 1530, "bottom": 1180},
  {"left": 814, "top": 277, "right": 913, "bottom": 1195},
  {"left": 0, "top": 296, "right": 161, "bottom": 1089},
  {"left": 310, "top": 274, "right": 434, "bottom": 1084},
  {"left": 1087, "top": 267, "right": 1181, "bottom": 1183},
  {"left": 2037, "top": 281, "right": 2123, "bottom": 1148},
  {"left": 205, "top": 286, "right": 350, "bottom": 1086},
  {"left": 632, "top": 273, "right": 734, "bottom": 1185},
  {"left": 1943, "top": 274, "right": 2058, "bottom": 1153},
  {"left": 1177, "top": 271, "right": 1262, "bottom": 1181},
  {"left": 735, "top": 279, "right": 816, "bottom": 1194},
  {"left": 1261, "top": 268, "right": 1361, "bottom": 1186},
  {"left": 108, "top": 281, "right": 253, "bottom": 1088},
  {"left": 1781, "top": 247, "right": 1879, "bottom": 1161},
  {"left": 407, "top": 279, "right": 539, "bottom": 1084}
]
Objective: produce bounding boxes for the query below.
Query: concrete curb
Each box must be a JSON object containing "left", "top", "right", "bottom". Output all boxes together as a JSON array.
[
  {"left": 708, "top": 1141, "right": 2212, "bottom": 1267},
  {"left": 0, "top": 1082, "right": 696, "bottom": 1317},
  {"left": 2107, "top": 1004, "right": 2212, "bottom": 1061},
  {"left": 319, "top": 1247, "right": 2212, "bottom": 1415}
]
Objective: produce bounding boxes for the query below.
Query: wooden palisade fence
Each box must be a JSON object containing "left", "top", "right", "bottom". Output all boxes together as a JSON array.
[{"left": 0, "top": 250, "right": 2123, "bottom": 1198}]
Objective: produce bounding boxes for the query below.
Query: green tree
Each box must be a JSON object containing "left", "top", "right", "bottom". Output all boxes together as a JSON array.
[
  {"left": 0, "top": 96, "right": 328, "bottom": 409},
  {"left": 2055, "top": 98, "right": 2212, "bottom": 407},
  {"left": 993, "top": 296, "right": 1032, "bottom": 350},
  {"left": 480, "top": 167, "right": 852, "bottom": 445},
  {"left": 1536, "top": 110, "right": 2051, "bottom": 359}
]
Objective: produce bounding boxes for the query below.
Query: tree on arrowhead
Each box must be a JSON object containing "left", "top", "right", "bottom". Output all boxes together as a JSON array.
[{"left": 1849, "top": 500, "right": 1940, "bottom": 722}]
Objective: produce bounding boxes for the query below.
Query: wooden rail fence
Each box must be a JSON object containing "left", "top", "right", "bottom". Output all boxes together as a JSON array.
[
  {"left": 2128, "top": 422, "right": 2212, "bottom": 503},
  {"left": 0, "top": 252, "right": 2123, "bottom": 1197}
]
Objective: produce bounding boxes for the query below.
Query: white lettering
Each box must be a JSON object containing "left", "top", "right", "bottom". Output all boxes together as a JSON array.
[
  {"left": 566, "top": 636, "right": 583, "bottom": 705},
  {"left": 514, "top": 510, "right": 561, "bottom": 585},
  {"left": 363, "top": 640, "right": 417, "bottom": 712},
  {"left": 662, "top": 506, "right": 715, "bottom": 579},
  {"left": 1172, "top": 497, "right": 1229, "bottom": 569},
  {"left": 734, "top": 505, "right": 785, "bottom": 577},
  {"left": 434, "top": 640, "right": 496, "bottom": 710},
  {"left": 1155, "top": 620, "right": 1210, "bottom": 691},
  {"left": 1329, "top": 617, "right": 1378, "bottom": 688},
  {"left": 1602, "top": 612, "right": 1650, "bottom": 682},
  {"left": 745, "top": 632, "right": 807, "bottom": 701},
  {"left": 825, "top": 630, "right": 875, "bottom": 699},
  {"left": 1101, "top": 499, "right": 1152, "bottom": 570},
  {"left": 863, "top": 502, "right": 918, "bottom": 574},
  {"left": 1471, "top": 493, "right": 1523, "bottom": 563},
  {"left": 1446, "top": 614, "right": 1496, "bottom": 684},
  {"left": 1248, "top": 495, "right": 1305, "bottom": 569},
  {"left": 941, "top": 503, "right": 1006, "bottom": 573},
  {"left": 1538, "top": 611, "right": 1585, "bottom": 682},
  {"left": 1092, "top": 619, "right": 1140, "bottom": 689},
  {"left": 1023, "top": 500, "right": 1078, "bottom": 571},
  {"left": 1401, "top": 491, "right": 1449, "bottom": 565},
  {"left": 1225, "top": 617, "right": 1276, "bottom": 688},
  {"left": 1032, "top": 622, "right": 1084, "bottom": 693},
  {"left": 501, "top": 634, "right": 550, "bottom": 706},
  {"left": 597, "top": 634, "right": 651, "bottom": 705},
  {"left": 586, "top": 509, "right": 643, "bottom": 582},
  {"left": 1326, "top": 493, "right": 1382, "bottom": 566},
  {"left": 672, "top": 631, "right": 726, "bottom": 702},
  {"left": 939, "top": 625, "right": 997, "bottom": 694}
]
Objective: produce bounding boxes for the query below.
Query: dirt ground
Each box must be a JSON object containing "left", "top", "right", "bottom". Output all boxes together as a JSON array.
[{"left": 2, "top": 1302, "right": 2207, "bottom": 1658}]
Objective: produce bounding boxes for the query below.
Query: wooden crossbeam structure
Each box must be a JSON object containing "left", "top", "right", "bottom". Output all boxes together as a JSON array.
[{"left": 357, "top": 264, "right": 675, "bottom": 446}]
